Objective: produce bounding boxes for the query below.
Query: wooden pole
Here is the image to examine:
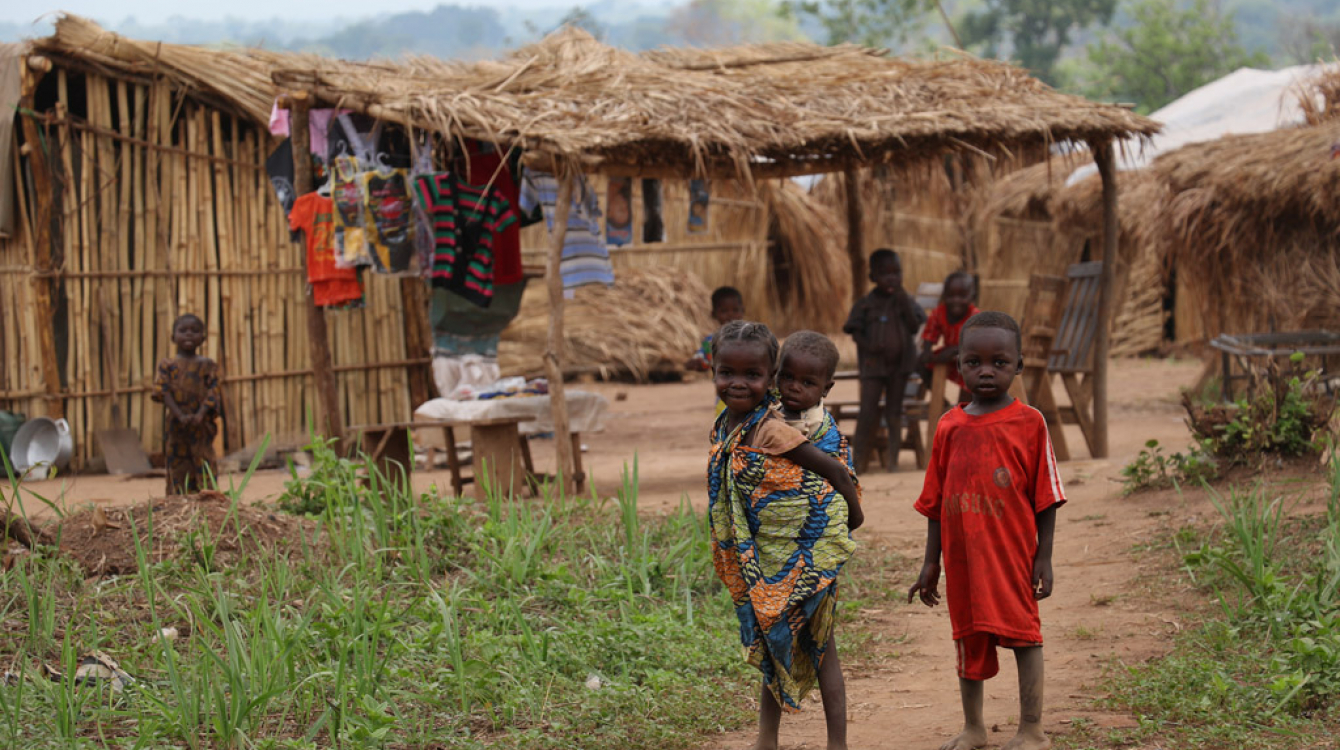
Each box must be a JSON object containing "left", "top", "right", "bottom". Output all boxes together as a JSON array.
[
  {"left": 287, "top": 94, "right": 345, "bottom": 445},
  {"left": 399, "top": 277, "right": 435, "bottom": 406},
  {"left": 844, "top": 167, "right": 865, "bottom": 305},
  {"left": 544, "top": 169, "right": 577, "bottom": 493},
  {"left": 1091, "top": 139, "right": 1118, "bottom": 459},
  {"left": 18, "top": 57, "right": 64, "bottom": 420}
]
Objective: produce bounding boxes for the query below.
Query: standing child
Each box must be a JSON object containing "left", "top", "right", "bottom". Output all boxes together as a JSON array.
[
  {"left": 920, "top": 271, "right": 980, "bottom": 403},
  {"left": 708, "top": 321, "right": 863, "bottom": 750},
  {"left": 907, "top": 311, "right": 1065, "bottom": 750},
  {"left": 843, "top": 249, "right": 926, "bottom": 472},
  {"left": 152, "top": 314, "right": 223, "bottom": 496}
]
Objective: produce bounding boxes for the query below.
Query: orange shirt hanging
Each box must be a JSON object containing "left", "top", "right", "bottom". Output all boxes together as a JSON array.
[
  {"left": 289, "top": 193, "right": 363, "bottom": 308},
  {"left": 915, "top": 400, "right": 1065, "bottom": 642}
]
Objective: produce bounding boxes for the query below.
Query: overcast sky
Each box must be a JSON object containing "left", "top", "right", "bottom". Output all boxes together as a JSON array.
[{"left": 6, "top": 1, "right": 570, "bottom": 25}]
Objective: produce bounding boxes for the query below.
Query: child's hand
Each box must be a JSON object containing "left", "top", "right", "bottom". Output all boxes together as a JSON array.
[
  {"left": 907, "top": 562, "right": 941, "bottom": 607},
  {"left": 848, "top": 504, "right": 865, "bottom": 531},
  {"left": 1032, "top": 557, "right": 1054, "bottom": 600}
]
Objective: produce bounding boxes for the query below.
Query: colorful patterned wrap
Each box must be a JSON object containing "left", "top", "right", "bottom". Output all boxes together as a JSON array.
[{"left": 707, "top": 394, "right": 859, "bottom": 711}]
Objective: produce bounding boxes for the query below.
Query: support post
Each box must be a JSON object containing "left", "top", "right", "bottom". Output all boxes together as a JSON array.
[
  {"left": 844, "top": 167, "right": 865, "bottom": 305},
  {"left": 400, "top": 278, "right": 434, "bottom": 405},
  {"left": 1091, "top": 139, "right": 1118, "bottom": 458},
  {"left": 288, "top": 94, "right": 344, "bottom": 445},
  {"left": 19, "top": 56, "right": 64, "bottom": 420},
  {"left": 543, "top": 170, "right": 577, "bottom": 493}
]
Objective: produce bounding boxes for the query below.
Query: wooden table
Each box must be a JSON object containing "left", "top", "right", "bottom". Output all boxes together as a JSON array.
[{"left": 349, "top": 416, "right": 586, "bottom": 498}]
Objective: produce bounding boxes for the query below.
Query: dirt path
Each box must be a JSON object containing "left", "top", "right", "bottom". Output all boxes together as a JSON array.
[
  {"left": 693, "top": 357, "right": 1208, "bottom": 749},
  {"left": 11, "top": 358, "right": 1208, "bottom": 748}
]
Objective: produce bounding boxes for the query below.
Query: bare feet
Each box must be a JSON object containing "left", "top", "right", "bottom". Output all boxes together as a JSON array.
[
  {"left": 939, "top": 725, "right": 988, "bottom": 750},
  {"left": 1000, "top": 725, "right": 1051, "bottom": 750}
]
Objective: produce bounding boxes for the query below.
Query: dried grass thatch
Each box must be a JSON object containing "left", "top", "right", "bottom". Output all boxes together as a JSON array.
[
  {"left": 32, "top": 15, "right": 1158, "bottom": 181},
  {"left": 499, "top": 267, "right": 714, "bottom": 380},
  {"left": 1298, "top": 62, "right": 1340, "bottom": 125},
  {"left": 755, "top": 180, "right": 853, "bottom": 333}
]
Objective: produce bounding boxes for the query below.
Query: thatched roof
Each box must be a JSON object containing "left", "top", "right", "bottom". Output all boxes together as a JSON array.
[
  {"left": 1154, "top": 120, "right": 1340, "bottom": 239},
  {"left": 29, "top": 15, "right": 1158, "bottom": 180}
]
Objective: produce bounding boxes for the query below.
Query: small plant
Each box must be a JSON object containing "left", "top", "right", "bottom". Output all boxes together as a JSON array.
[
  {"left": 1121, "top": 439, "right": 1219, "bottom": 493},
  {"left": 1184, "top": 352, "right": 1337, "bottom": 463}
]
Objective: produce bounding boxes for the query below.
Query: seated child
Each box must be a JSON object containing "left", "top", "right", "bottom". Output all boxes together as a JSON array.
[
  {"left": 920, "top": 271, "right": 980, "bottom": 401},
  {"left": 708, "top": 320, "right": 863, "bottom": 750},
  {"left": 687, "top": 285, "right": 745, "bottom": 372},
  {"left": 843, "top": 249, "right": 925, "bottom": 473},
  {"left": 908, "top": 311, "right": 1065, "bottom": 750}
]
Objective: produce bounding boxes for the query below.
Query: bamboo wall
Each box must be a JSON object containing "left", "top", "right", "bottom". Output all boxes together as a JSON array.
[{"left": 2, "top": 67, "right": 413, "bottom": 467}]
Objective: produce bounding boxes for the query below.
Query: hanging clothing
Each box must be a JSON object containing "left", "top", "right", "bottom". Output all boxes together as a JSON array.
[
  {"left": 688, "top": 179, "right": 711, "bottom": 234},
  {"left": 360, "top": 167, "right": 416, "bottom": 274},
  {"left": 267, "top": 103, "right": 346, "bottom": 159},
  {"left": 330, "top": 155, "right": 371, "bottom": 267},
  {"left": 466, "top": 150, "right": 525, "bottom": 285},
  {"left": 413, "top": 172, "right": 518, "bottom": 307},
  {"left": 288, "top": 193, "right": 364, "bottom": 308},
  {"left": 519, "top": 170, "right": 614, "bottom": 290},
  {"left": 641, "top": 178, "right": 664, "bottom": 243},
  {"left": 605, "top": 176, "right": 633, "bottom": 247}
]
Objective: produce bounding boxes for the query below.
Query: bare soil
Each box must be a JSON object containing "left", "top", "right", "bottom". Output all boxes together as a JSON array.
[
  {"left": 47, "top": 489, "right": 316, "bottom": 577},
  {"left": 9, "top": 356, "right": 1287, "bottom": 748}
]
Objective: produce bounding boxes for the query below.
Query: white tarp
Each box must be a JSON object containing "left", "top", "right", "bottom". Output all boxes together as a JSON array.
[{"left": 1066, "top": 63, "right": 1334, "bottom": 185}]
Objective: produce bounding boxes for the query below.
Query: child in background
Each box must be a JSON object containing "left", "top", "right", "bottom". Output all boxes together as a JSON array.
[
  {"left": 708, "top": 320, "right": 863, "bottom": 750},
  {"left": 152, "top": 314, "right": 223, "bottom": 496},
  {"left": 920, "top": 271, "right": 980, "bottom": 402},
  {"left": 843, "top": 249, "right": 925, "bottom": 473},
  {"left": 908, "top": 311, "right": 1065, "bottom": 750},
  {"left": 687, "top": 286, "right": 745, "bottom": 372}
]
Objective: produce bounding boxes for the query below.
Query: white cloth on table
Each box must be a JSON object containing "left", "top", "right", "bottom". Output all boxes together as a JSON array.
[{"left": 413, "top": 391, "right": 608, "bottom": 436}]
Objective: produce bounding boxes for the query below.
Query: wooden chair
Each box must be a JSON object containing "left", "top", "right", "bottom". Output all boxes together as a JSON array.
[{"left": 1018, "top": 261, "right": 1104, "bottom": 460}]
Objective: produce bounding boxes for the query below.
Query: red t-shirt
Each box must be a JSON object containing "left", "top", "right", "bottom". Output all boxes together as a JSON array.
[
  {"left": 921, "top": 302, "right": 980, "bottom": 386},
  {"left": 915, "top": 400, "right": 1065, "bottom": 641},
  {"left": 289, "top": 193, "right": 362, "bottom": 307}
]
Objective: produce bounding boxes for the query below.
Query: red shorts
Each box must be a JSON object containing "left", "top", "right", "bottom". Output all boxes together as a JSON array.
[{"left": 955, "top": 632, "right": 1042, "bottom": 680}]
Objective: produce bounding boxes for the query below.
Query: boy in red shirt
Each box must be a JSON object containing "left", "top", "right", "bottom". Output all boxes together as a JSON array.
[
  {"left": 908, "top": 311, "right": 1064, "bottom": 750},
  {"left": 920, "top": 271, "right": 980, "bottom": 401}
]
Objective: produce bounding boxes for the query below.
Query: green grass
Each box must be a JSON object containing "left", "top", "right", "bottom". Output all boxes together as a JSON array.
[
  {"left": 1061, "top": 459, "right": 1340, "bottom": 749},
  {"left": 0, "top": 439, "right": 897, "bottom": 748}
]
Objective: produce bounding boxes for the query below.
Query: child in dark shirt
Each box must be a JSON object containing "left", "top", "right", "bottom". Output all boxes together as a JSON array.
[{"left": 842, "top": 249, "right": 925, "bottom": 473}]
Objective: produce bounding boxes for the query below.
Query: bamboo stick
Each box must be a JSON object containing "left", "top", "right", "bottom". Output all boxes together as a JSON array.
[
  {"left": 18, "top": 58, "right": 64, "bottom": 420},
  {"left": 545, "top": 170, "right": 576, "bottom": 491}
]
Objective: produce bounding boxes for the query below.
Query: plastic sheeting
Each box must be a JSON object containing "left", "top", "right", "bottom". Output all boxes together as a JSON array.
[{"left": 1066, "top": 63, "right": 1333, "bottom": 185}]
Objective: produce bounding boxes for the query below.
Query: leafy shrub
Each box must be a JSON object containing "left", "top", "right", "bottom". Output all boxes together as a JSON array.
[
  {"left": 1183, "top": 352, "right": 1336, "bottom": 463},
  {"left": 1121, "top": 439, "right": 1219, "bottom": 493}
]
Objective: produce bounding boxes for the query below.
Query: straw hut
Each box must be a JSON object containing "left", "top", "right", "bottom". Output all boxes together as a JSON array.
[
  {"left": 1151, "top": 120, "right": 1340, "bottom": 340},
  {"left": 1, "top": 22, "right": 439, "bottom": 466},
  {"left": 7, "top": 16, "right": 1156, "bottom": 474}
]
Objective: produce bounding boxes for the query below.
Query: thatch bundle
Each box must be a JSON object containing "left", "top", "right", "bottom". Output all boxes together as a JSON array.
[
  {"left": 758, "top": 180, "right": 852, "bottom": 333},
  {"left": 499, "top": 268, "right": 715, "bottom": 380},
  {"left": 1298, "top": 62, "right": 1340, "bottom": 125},
  {"left": 32, "top": 15, "right": 1156, "bottom": 181}
]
